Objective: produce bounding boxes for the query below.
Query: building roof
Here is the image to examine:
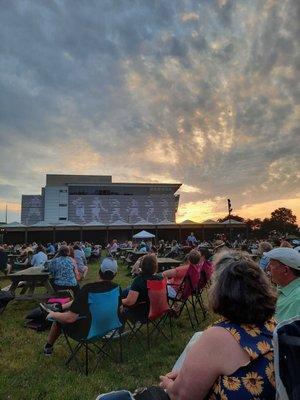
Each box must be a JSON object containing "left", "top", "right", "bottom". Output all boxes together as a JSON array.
[
  {"left": 46, "top": 174, "right": 112, "bottom": 186},
  {"left": 45, "top": 174, "right": 181, "bottom": 191}
]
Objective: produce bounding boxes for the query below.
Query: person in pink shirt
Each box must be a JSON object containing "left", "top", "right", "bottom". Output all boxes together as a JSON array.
[{"left": 163, "top": 250, "right": 202, "bottom": 298}]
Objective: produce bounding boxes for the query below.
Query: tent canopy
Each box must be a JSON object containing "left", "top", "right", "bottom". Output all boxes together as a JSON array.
[{"left": 133, "top": 230, "right": 155, "bottom": 239}]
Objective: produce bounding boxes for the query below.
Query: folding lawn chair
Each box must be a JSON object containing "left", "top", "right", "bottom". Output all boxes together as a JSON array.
[
  {"left": 167, "top": 265, "right": 202, "bottom": 328},
  {"left": 62, "top": 286, "right": 123, "bottom": 375},
  {"left": 126, "top": 278, "right": 173, "bottom": 349}
]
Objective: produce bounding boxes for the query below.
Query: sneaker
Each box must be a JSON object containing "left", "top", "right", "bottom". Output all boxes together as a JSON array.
[{"left": 43, "top": 344, "right": 53, "bottom": 356}]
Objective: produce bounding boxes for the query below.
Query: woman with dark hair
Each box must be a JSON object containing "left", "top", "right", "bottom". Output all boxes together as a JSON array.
[
  {"left": 122, "top": 254, "right": 163, "bottom": 322},
  {"left": 48, "top": 245, "right": 79, "bottom": 294},
  {"left": 158, "top": 251, "right": 277, "bottom": 399}
]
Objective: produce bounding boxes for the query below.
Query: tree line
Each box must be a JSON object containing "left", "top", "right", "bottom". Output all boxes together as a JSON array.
[{"left": 218, "top": 207, "right": 299, "bottom": 237}]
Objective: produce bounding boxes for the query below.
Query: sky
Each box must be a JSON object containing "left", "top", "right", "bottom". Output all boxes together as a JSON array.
[{"left": 0, "top": 0, "right": 299, "bottom": 224}]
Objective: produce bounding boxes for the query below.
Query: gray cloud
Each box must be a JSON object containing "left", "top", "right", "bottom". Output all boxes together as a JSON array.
[{"left": 0, "top": 0, "right": 299, "bottom": 220}]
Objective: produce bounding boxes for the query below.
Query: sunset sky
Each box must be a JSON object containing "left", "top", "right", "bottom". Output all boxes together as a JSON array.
[{"left": 0, "top": 0, "right": 299, "bottom": 224}]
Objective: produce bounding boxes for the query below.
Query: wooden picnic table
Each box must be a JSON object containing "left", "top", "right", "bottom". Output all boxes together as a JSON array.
[
  {"left": 157, "top": 258, "right": 182, "bottom": 272},
  {"left": 125, "top": 250, "right": 148, "bottom": 263},
  {"left": 7, "top": 266, "right": 65, "bottom": 301}
]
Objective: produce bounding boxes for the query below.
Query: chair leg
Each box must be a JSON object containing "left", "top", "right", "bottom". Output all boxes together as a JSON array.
[
  {"left": 169, "top": 314, "right": 173, "bottom": 340},
  {"left": 147, "top": 321, "right": 150, "bottom": 350},
  {"left": 85, "top": 343, "right": 88, "bottom": 376},
  {"left": 185, "top": 303, "right": 195, "bottom": 329},
  {"left": 119, "top": 333, "right": 123, "bottom": 363},
  {"left": 191, "top": 296, "right": 199, "bottom": 325}
]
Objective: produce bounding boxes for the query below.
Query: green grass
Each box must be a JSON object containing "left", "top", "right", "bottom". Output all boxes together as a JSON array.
[{"left": 0, "top": 259, "right": 216, "bottom": 400}]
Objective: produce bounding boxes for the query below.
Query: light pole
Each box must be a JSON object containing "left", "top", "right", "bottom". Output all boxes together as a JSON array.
[
  {"left": 0, "top": 227, "right": 5, "bottom": 244},
  {"left": 227, "top": 199, "right": 233, "bottom": 243}
]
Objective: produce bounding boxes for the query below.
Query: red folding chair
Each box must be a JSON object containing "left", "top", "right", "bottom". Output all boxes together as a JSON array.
[{"left": 127, "top": 278, "right": 173, "bottom": 349}]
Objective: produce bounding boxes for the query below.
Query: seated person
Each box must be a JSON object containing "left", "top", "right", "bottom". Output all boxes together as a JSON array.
[
  {"left": 31, "top": 245, "right": 48, "bottom": 267},
  {"left": 257, "top": 241, "right": 273, "bottom": 270},
  {"left": 83, "top": 242, "right": 92, "bottom": 261},
  {"left": 43, "top": 257, "right": 120, "bottom": 355},
  {"left": 265, "top": 247, "right": 300, "bottom": 322},
  {"left": 12, "top": 250, "right": 34, "bottom": 272},
  {"left": 46, "top": 243, "right": 55, "bottom": 255},
  {"left": 0, "top": 246, "right": 9, "bottom": 274},
  {"left": 48, "top": 245, "right": 79, "bottom": 294},
  {"left": 107, "top": 239, "right": 118, "bottom": 257},
  {"left": 197, "top": 247, "right": 214, "bottom": 288},
  {"left": 166, "top": 240, "right": 180, "bottom": 258},
  {"left": 73, "top": 243, "right": 88, "bottom": 278},
  {"left": 163, "top": 250, "right": 202, "bottom": 298},
  {"left": 158, "top": 251, "right": 277, "bottom": 399},
  {"left": 122, "top": 254, "right": 163, "bottom": 323},
  {"left": 138, "top": 242, "right": 147, "bottom": 253}
]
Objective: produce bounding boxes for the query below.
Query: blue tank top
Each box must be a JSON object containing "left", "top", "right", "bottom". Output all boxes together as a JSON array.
[{"left": 207, "top": 318, "right": 276, "bottom": 400}]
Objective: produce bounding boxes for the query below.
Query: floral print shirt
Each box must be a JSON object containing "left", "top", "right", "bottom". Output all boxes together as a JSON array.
[{"left": 207, "top": 318, "right": 276, "bottom": 400}]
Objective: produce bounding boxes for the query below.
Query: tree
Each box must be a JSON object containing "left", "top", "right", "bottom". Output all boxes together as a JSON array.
[
  {"left": 269, "top": 208, "right": 298, "bottom": 235},
  {"left": 270, "top": 208, "right": 297, "bottom": 225},
  {"left": 245, "top": 218, "right": 262, "bottom": 231}
]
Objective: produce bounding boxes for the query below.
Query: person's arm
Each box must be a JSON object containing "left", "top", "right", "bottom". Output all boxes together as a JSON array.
[
  {"left": 162, "top": 268, "right": 177, "bottom": 279},
  {"left": 122, "top": 290, "right": 139, "bottom": 307},
  {"left": 159, "top": 327, "right": 250, "bottom": 400},
  {"left": 47, "top": 310, "right": 78, "bottom": 324}
]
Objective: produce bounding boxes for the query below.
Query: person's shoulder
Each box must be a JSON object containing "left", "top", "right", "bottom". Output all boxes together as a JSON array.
[
  {"left": 82, "top": 281, "right": 119, "bottom": 292},
  {"left": 201, "top": 326, "right": 240, "bottom": 349}
]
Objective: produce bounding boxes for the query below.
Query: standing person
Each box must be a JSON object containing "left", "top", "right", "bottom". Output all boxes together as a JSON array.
[
  {"left": 73, "top": 243, "right": 88, "bottom": 279},
  {"left": 265, "top": 247, "right": 300, "bottom": 322},
  {"left": 186, "top": 232, "right": 197, "bottom": 247},
  {"left": 31, "top": 245, "right": 48, "bottom": 267}
]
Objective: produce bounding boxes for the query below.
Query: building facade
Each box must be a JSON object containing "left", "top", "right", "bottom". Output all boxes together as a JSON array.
[{"left": 21, "top": 175, "right": 181, "bottom": 226}]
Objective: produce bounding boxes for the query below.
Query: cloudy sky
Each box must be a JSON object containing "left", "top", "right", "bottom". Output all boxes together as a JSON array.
[{"left": 0, "top": 0, "right": 299, "bottom": 223}]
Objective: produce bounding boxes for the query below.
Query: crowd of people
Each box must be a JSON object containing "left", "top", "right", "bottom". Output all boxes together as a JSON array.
[{"left": 1, "top": 232, "right": 300, "bottom": 399}]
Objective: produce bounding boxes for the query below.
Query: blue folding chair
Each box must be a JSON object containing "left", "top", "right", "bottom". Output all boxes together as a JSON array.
[{"left": 62, "top": 286, "right": 123, "bottom": 375}]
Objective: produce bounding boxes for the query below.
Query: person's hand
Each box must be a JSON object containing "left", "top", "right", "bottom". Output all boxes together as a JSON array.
[
  {"left": 46, "top": 311, "right": 55, "bottom": 320},
  {"left": 165, "top": 371, "right": 178, "bottom": 380},
  {"left": 159, "top": 371, "right": 178, "bottom": 391}
]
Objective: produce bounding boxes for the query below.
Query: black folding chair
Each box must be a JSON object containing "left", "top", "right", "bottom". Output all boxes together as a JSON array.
[
  {"left": 274, "top": 316, "right": 300, "bottom": 400},
  {"left": 126, "top": 279, "right": 173, "bottom": 350},
  {"left": 167, "top": 274, "right": 199, "bottom": 328}
]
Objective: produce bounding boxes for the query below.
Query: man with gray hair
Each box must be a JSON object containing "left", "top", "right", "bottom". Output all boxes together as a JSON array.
[{"left": 265, "top": 247, "right": 300, "bottom": 322}]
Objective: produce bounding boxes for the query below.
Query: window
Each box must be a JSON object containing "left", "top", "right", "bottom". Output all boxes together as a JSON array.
[
  {"left": 59, "top": 217, "right": 67, "bottom": 220},
  {"left": 59, "top": 204, "right": 67, "bottom": 207},
  {"left": 59, "top": 189, "right": 68, "bottom": 193}
]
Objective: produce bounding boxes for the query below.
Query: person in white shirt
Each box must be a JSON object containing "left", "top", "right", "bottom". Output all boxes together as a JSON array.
[{"left": 31, "top": 245, "right": 48, "bottom": 267}]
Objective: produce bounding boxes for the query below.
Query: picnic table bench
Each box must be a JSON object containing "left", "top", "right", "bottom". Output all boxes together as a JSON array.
[{"left": 7, "top": 266, "right": 71, "bottom": 301}]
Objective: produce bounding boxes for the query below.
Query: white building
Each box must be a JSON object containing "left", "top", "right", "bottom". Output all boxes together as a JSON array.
[{"left": 21, "top": 174, "right": 181, "bottom": 226}]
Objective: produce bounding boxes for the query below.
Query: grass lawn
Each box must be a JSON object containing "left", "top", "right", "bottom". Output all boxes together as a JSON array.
[{"left": 0, "top": 258, "right": 216, "bottom": 400}]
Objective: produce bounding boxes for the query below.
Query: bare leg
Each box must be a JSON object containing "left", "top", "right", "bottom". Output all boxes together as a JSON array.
[
  {"left": 62, "top": 300, "right": 73, "bottom": 310},
  {"left": 47, "top": 322, "right": 62, "bottom": 346}
]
